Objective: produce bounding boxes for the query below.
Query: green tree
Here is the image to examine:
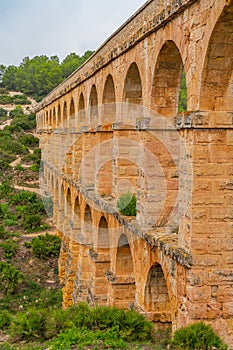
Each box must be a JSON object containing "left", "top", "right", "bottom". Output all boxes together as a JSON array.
[
  {"left": 2, "top": 66, "right": 18, "bottom": 91},
  {"left": 61, "top": 51, "right": 94, "bottom": 78}
]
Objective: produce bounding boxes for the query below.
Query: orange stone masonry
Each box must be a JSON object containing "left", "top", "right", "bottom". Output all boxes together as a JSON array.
[{"left": 36, "top": 0, "right": 233, "bottom": 346}]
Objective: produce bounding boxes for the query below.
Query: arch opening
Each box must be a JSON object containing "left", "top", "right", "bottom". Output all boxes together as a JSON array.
[
  {"left": 123, "top": 63, "right": 142, "bottom": 105},
  {"left": 52, "top": 108, "right": 56, "bottom": 128},
  {"left": 63, "top": 101, "right": 67, "bottom": 121},
  {"left": 200, "top": 5, "right": 233, "bottom": 111},
  {"left": 144, "top": 263, "right": 171, "bottom": 325},
  {"left": 57, "top": 105, "right": 61, "bottom": 126},
  {"left": 89, "top": 85, "right": 98, "bottom": 121},
  {"left": 151, "top": 40, "right": 184, "bottom": 117},
  {"left": 78, "top": 93, "right": 85, "bottom": 120},
  {"left": 116, "top": 234, "right": 134, "bottom": 276},
  {"left": 102, "top": 74, "right": 116, "bottom": 123},
  {"left": 70, "top": 98, "right": 75, "bottom": 120},
  {"left": 98, "top": 216, "right": 109, "bottom": 250},
  {"left": 66, "top": 187, "right": 72, "bottom": 213}
]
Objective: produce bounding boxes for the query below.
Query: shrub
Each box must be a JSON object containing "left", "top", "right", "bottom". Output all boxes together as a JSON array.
[
  {"left": 0, "top": 262, "right": 23, "bottom": 295},
  {"left": 0, "top": 107, "right": 8, "bottom": 119},
  {"left": 14, "top": 164, "right": 26, "bottom": 171},
  {"left": 10, "top": 308, "right": 47, "bottom": 340},
  {"left": 0, "top": 239, "right": 19, "bottom": 259},
  {"left": 9, "top": 105, "right": 24, "bottom": 119},
  {"left": 31, "top": 233, "right": 61, "bottom": 259},
  {"left": 0, "top": 310, "right": 12, "bottom": 329},
  {"left": 0, "top": 180, "right": 13, "bottom": 198},
  {"left": 0, "top": 225, "right": 10, "bottom": 239},
  {"left": 22, "top": 213, "right": 42, "bottom": 230},
  {"left": 11, "top": 190, "right": 39, "bottom": 206},
  {"left": 12, "top": 94, "right": 31, "bottom": 105},
  {"left": 0, "top": 94, "right": 12, "bottom": 104},
  {"left": 170, "top": 321, "right": 227, "bottom": 350},
  {"left": 117, "top": 192, "right": 137, "bottom": 216},
  {"left": 0, "top": 203, "right": 10, "bottom": 219},
  {"left": 29, "top": 164, "right": 39, "bottom": 172}
]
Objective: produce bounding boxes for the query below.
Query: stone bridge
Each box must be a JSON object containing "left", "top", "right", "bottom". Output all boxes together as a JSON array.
[{"left": 36, "top": 0, "right": 233, "bottom": 345}]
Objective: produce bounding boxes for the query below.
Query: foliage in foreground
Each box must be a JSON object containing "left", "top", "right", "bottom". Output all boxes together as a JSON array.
[
  {"left": 2, "top": 303, "right": 155, "bottom": 349},
  {"left": 170, "top": 321, "right": 227, "bottom": 350}
]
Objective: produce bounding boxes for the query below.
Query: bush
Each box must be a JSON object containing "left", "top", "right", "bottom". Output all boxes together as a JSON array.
[
  {"left": 0, "top": 180, "right": 13, "bottom": 198},
  {"left": 31, "top": 233, "right": 61, "bottom": 259},
  {"left": 0, "top": 262, "right": 23, "bottom": 295},
  {"left": 11, "top": 190, "right": 39, "bottom": 206},
  {"left": 22, "top": 213, "right": 42, "bottom": 230},
  {"left": 10, "top": 308, "right": 47, "bottom": 340},
  {"left": 0, "top": 310, "right": 12, "bottom": 329},
  {"left": 170, "top": 322, "right": 227, "bottom": 350},
  {"left": 0, "top": 94, "right": 12, "bottom": 104},
  {"left": 12, "top": 94, "right": 31, "bottom": 105},
  {"left": 0, "top": 225, "right": 10, "bottom": 239},
  {"left": 117, "top": 192, "right": 137, "bottom": 216},
  {"left": 0, "top": 239, "right": 19, "bottom": 259},
  {"left": 0, "top": 107, "right": 8, "bottom": 119},
  {"left": 9, "top": 105, "right": 24, "bottom": 119},
  {"left": 18, "top": 134, "right": 39, "bottom": 147}
]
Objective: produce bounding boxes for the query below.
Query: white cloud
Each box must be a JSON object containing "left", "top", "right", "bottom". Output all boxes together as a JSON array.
[{"left": 0, "top": 0, "right": 145, "bottom": 66}]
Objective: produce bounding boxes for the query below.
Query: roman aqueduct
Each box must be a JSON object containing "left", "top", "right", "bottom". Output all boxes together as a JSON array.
[{"left": 36, "top": 0, "right": 233, "bottom": 345}]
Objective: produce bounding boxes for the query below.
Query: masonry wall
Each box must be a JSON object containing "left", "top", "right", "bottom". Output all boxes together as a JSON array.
[{"left": 36, "top": 0, "right": 233, "bottom": 346}]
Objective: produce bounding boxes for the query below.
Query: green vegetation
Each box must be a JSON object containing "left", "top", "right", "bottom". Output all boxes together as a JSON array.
[
  {"left": 0, "top": 239, "right": 19, "bottom": 259},
  {"left": 170, "top": 322, "right": 227, "bottom": 350},
  {"left": 117, "top": 192, "right": 137, "bottom": 216},
  {"left": 178, "top": 70, "right": 187, "bottom": 112},
  {"left": 0, "top": 107, "right": 8, "bottom": 122},
  {"left": 0, "top": 303, "right": 163, "bottom": 349},
  {"left": 0, "top": 93, "right": 31, "bottom": 105},
  {"left": 0, "top": 262, "right": 23, "bottom": 295},
  {"left": 0, "top": 185, "right": 48, "bottom": 233},
  {"left": 27, "top": 233, "right": 61, "bottom": 260},
  {"left": 1, "top": 51, "right": 93, "bottom": 101},
  {"left": 0, "top": 106, "right": 39, "bottom": 173}
]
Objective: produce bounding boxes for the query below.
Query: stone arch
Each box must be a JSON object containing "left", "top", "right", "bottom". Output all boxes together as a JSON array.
[
  {"left": 57, "top": 104, "right": 61, "bottom": 126},
  {"left": 69, "top": 97, "right": 75, "bottom": 119},
  {"left": 116, "top": 234, "right": 134, "bottom": 275},
  {"left": 60, "top": 184, "right": 65, "bottom": 210},
  {"left": 74, "top": 195, "right": 80, "bottom": 216},
  {"left": 113, "top": 234, "right": 135, "bottom": 308},
  {"left": 73, "top": 194, "right": 81, "bottom": 230},
  {"left": 63, "top": 101, "right": 67, "bottom": 121},
  {"left": 144, "top": 263, "right": 171, "bottom": 325},
  {"left": 45, "top": 111, "right": 49, "bottom": 127},
  {"left": 102, "top": 74, "right": 116, "bottom": 123},
  {"left": 78, "top": 92, "right": 85, "bottom": 120},
  {"left": 84, "top": 204, "right": 93, "bottom": 245},
  {"left": 66, "top": 187, "right": 72, "bottom": 208},
  {"left": 89, "top": 85, "right": 98, "bottom": 121},
  {"left": 200, "top": 4, "right": 233, "bottom": 111},
  {"left": 91, "top": 215, "right": 110, "bottom": 306},
  {"left": 98, "top": 216, "right": 109, "bottom": 250},
  {"left": 52, "top": 108, "right": 56, "bottom": 128},
  {"left": 49, "top": 110, "right": 52, "bottom": 127},
  {"left": 151, "top": 40, "right": 184, "bottom": 117},
  {"left": 122, "top": 62, "right": 142, "bottom": 105}
]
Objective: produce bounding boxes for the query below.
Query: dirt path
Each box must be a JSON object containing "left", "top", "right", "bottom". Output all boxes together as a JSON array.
[{"left": 14, "top": 184, "right": 41, "bottom": 195}]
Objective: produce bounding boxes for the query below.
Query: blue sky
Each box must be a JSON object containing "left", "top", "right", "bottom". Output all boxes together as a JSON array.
[{"left": 0, "top": 0, "right": 145, "bottom": 66}]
